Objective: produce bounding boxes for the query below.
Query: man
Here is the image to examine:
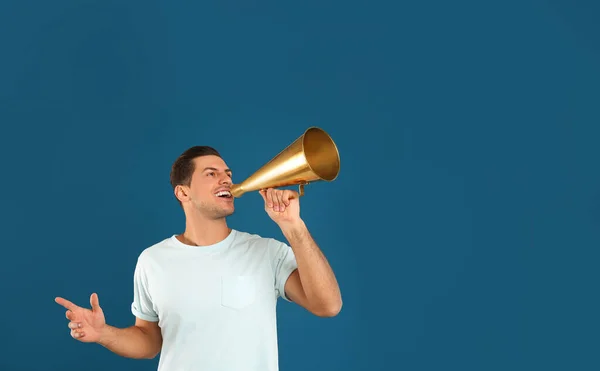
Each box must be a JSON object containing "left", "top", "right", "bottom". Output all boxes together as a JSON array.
[{"left": 55, "top": 145, "right": 342, "bottom": 371}]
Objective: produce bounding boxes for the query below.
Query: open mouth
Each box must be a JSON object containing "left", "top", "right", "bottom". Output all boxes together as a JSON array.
[{"left": 215, "top": 190, "right": 232, "bottom": 199}]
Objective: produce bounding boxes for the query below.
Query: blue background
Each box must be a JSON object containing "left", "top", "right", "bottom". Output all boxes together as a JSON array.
[{"left": 1, "top": 1, "right": 599, "bottom": 370}]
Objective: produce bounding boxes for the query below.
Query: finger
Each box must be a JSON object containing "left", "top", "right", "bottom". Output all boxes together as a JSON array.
[
  {"left": 55, "top": 297, "right": 79, "bottom": 311},
  {"left": 275, "top": 190, "right": 285, "bottom": 211},
  {"left": 71, "top": 329, "right": 85, "bottom": 339},
  {"left": 90, "top": 293, "right": 101, "bottom": 312},
  {"left": 270, "top": 189, "right": 281, "bottom": 211},
  {"left": 68, "top": 321, "right": 82, "bottom": 329},
  {"left": 266, "top": 188, "right": 274, "bottom": 208},
  {"left": 66, "top": 310, "right": 77, "bottom": 321},
  {"left": 280, "top": 190, "right": 290, "bottom": 207},
  {"left": 284, "top": 190, "right": 296, "bottom": 206},
  {"left": 259, "top": 189, "right": 267, "bottom": 203}
]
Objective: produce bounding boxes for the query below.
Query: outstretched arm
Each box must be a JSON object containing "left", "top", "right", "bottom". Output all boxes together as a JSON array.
[
  {"left": 97, "top": 318, "right": 162, "bottom": 359},
  {"left": 55, "top": 294, "right": 162, "bottom": 359},
  {"left": 260, "top": 188, "right": 342, "bottom": 317}
]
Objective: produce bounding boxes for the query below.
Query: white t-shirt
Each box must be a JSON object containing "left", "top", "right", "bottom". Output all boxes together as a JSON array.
[{"left": 130, "top": 229, "right": 298, "bottom": 371}]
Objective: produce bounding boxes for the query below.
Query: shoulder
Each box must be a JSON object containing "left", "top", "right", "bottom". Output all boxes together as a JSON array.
[
  {"left": 135, "top": 236, "right": 174, "bottom": 264},
  {"left": 232, "top": 229, "right": 267, "bottom": 244},
  {"left": 231, "top": 230, "right": 292, "bottom": 262},
  {"left": 232, "top": 229, "right": 287, "bottom": 250}
]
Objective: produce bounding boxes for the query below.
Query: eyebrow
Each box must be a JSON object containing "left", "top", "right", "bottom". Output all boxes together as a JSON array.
[{"left": 203, "top": 167, "right": 232, "bottom": 174}]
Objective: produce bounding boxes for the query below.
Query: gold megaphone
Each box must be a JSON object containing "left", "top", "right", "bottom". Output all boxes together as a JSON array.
[{"left": 230, "top": 127, "right": 341, "bottom": 198}]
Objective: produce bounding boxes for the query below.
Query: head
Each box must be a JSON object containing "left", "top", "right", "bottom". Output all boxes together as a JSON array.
[{"left": 170, "top": 146, "right": 235, "bottom": 220}]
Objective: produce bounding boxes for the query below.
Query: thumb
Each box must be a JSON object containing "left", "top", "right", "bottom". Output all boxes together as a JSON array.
[
  {"left": 258, "top": 189, "right": 267, "bottom": 203},
  {"left": 90, "top": 293, "right": 101, "bottom": 312}
]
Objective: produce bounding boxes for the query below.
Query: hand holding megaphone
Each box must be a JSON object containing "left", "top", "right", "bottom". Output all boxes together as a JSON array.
[{"left": 259, "top": 187, "right": 301, "bottom": 225}]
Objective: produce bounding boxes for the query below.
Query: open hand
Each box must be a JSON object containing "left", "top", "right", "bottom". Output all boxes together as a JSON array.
[
  {"left": 55, "top": 293, "right": 106, "bottom": 343},
  {"left": 259, "top": 188, "right": 301, "bottom": 225}
]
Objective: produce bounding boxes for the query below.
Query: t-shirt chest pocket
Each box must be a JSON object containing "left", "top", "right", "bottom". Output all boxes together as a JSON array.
[{"left": 220, "top": 275, "right": 257, "bottom": 310}]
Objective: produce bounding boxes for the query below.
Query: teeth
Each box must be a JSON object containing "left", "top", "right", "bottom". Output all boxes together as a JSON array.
[{"left": 215, "top": 191, "right": 231, "bottom": 197}]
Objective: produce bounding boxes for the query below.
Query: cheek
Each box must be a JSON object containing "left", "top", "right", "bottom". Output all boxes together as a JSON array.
[{"left": 192, "top": 185, "right": 214, "bottom": 199}]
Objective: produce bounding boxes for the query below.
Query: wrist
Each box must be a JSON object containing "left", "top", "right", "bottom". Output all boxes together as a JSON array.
[
  {"left": 97, "top": 324, "right": 113, "bottom": 345},
  {"left": 279, "top": 218, "right": 307, "bottom": 238}
]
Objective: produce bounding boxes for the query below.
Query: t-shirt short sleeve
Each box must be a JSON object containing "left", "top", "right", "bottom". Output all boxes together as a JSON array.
[
  {"left": 131, "top": 255, "right": 159, "bottom": 322},
  {"left": 270, "top": 239, "right": 298, "bottom": 302}
]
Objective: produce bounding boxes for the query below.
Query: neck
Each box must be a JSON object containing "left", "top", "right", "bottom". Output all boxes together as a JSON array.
[{"left": 177, "top": 210, "right": 232, "bottom": 247}]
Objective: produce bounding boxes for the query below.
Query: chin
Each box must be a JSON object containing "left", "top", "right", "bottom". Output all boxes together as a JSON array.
[{"left": 217, "top": 207, "right": 235, "bottom": 218}]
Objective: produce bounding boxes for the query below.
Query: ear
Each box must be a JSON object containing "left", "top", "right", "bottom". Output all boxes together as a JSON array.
[{"left": 174, "top": 185, "right": 190, "bottom": 203}]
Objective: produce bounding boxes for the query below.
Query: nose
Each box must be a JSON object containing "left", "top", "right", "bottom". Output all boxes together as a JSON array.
[{"left": 219, "top": 173, "right": 231, "bottom": 185}]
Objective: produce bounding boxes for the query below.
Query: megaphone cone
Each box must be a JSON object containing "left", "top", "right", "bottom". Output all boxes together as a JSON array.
[{"left": 230, "top": 127, "right": 340, "bottom": 198}]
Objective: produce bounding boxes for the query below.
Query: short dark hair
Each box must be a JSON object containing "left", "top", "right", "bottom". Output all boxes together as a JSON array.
[{"left": 170, "top": 146, "right": 221, "bottom": 190}]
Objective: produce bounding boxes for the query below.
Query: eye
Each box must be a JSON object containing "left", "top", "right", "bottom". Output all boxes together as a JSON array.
[{"left": 207, "top": 172, "right": 215, "bottom": 177}]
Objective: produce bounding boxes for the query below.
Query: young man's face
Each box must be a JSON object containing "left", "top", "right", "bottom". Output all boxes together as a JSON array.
[{"left": 182, "top": 155, "right": 235, "bottom": 219}]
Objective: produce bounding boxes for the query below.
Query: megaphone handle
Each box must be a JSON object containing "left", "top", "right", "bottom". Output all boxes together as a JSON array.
[{"left": 299, "top": 183, "right": 306, "bottom": 197}]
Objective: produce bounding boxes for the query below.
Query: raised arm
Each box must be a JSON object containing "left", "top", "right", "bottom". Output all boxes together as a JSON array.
[{"left": 260, "top": 188, "right": 342, "bottom": 317}]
